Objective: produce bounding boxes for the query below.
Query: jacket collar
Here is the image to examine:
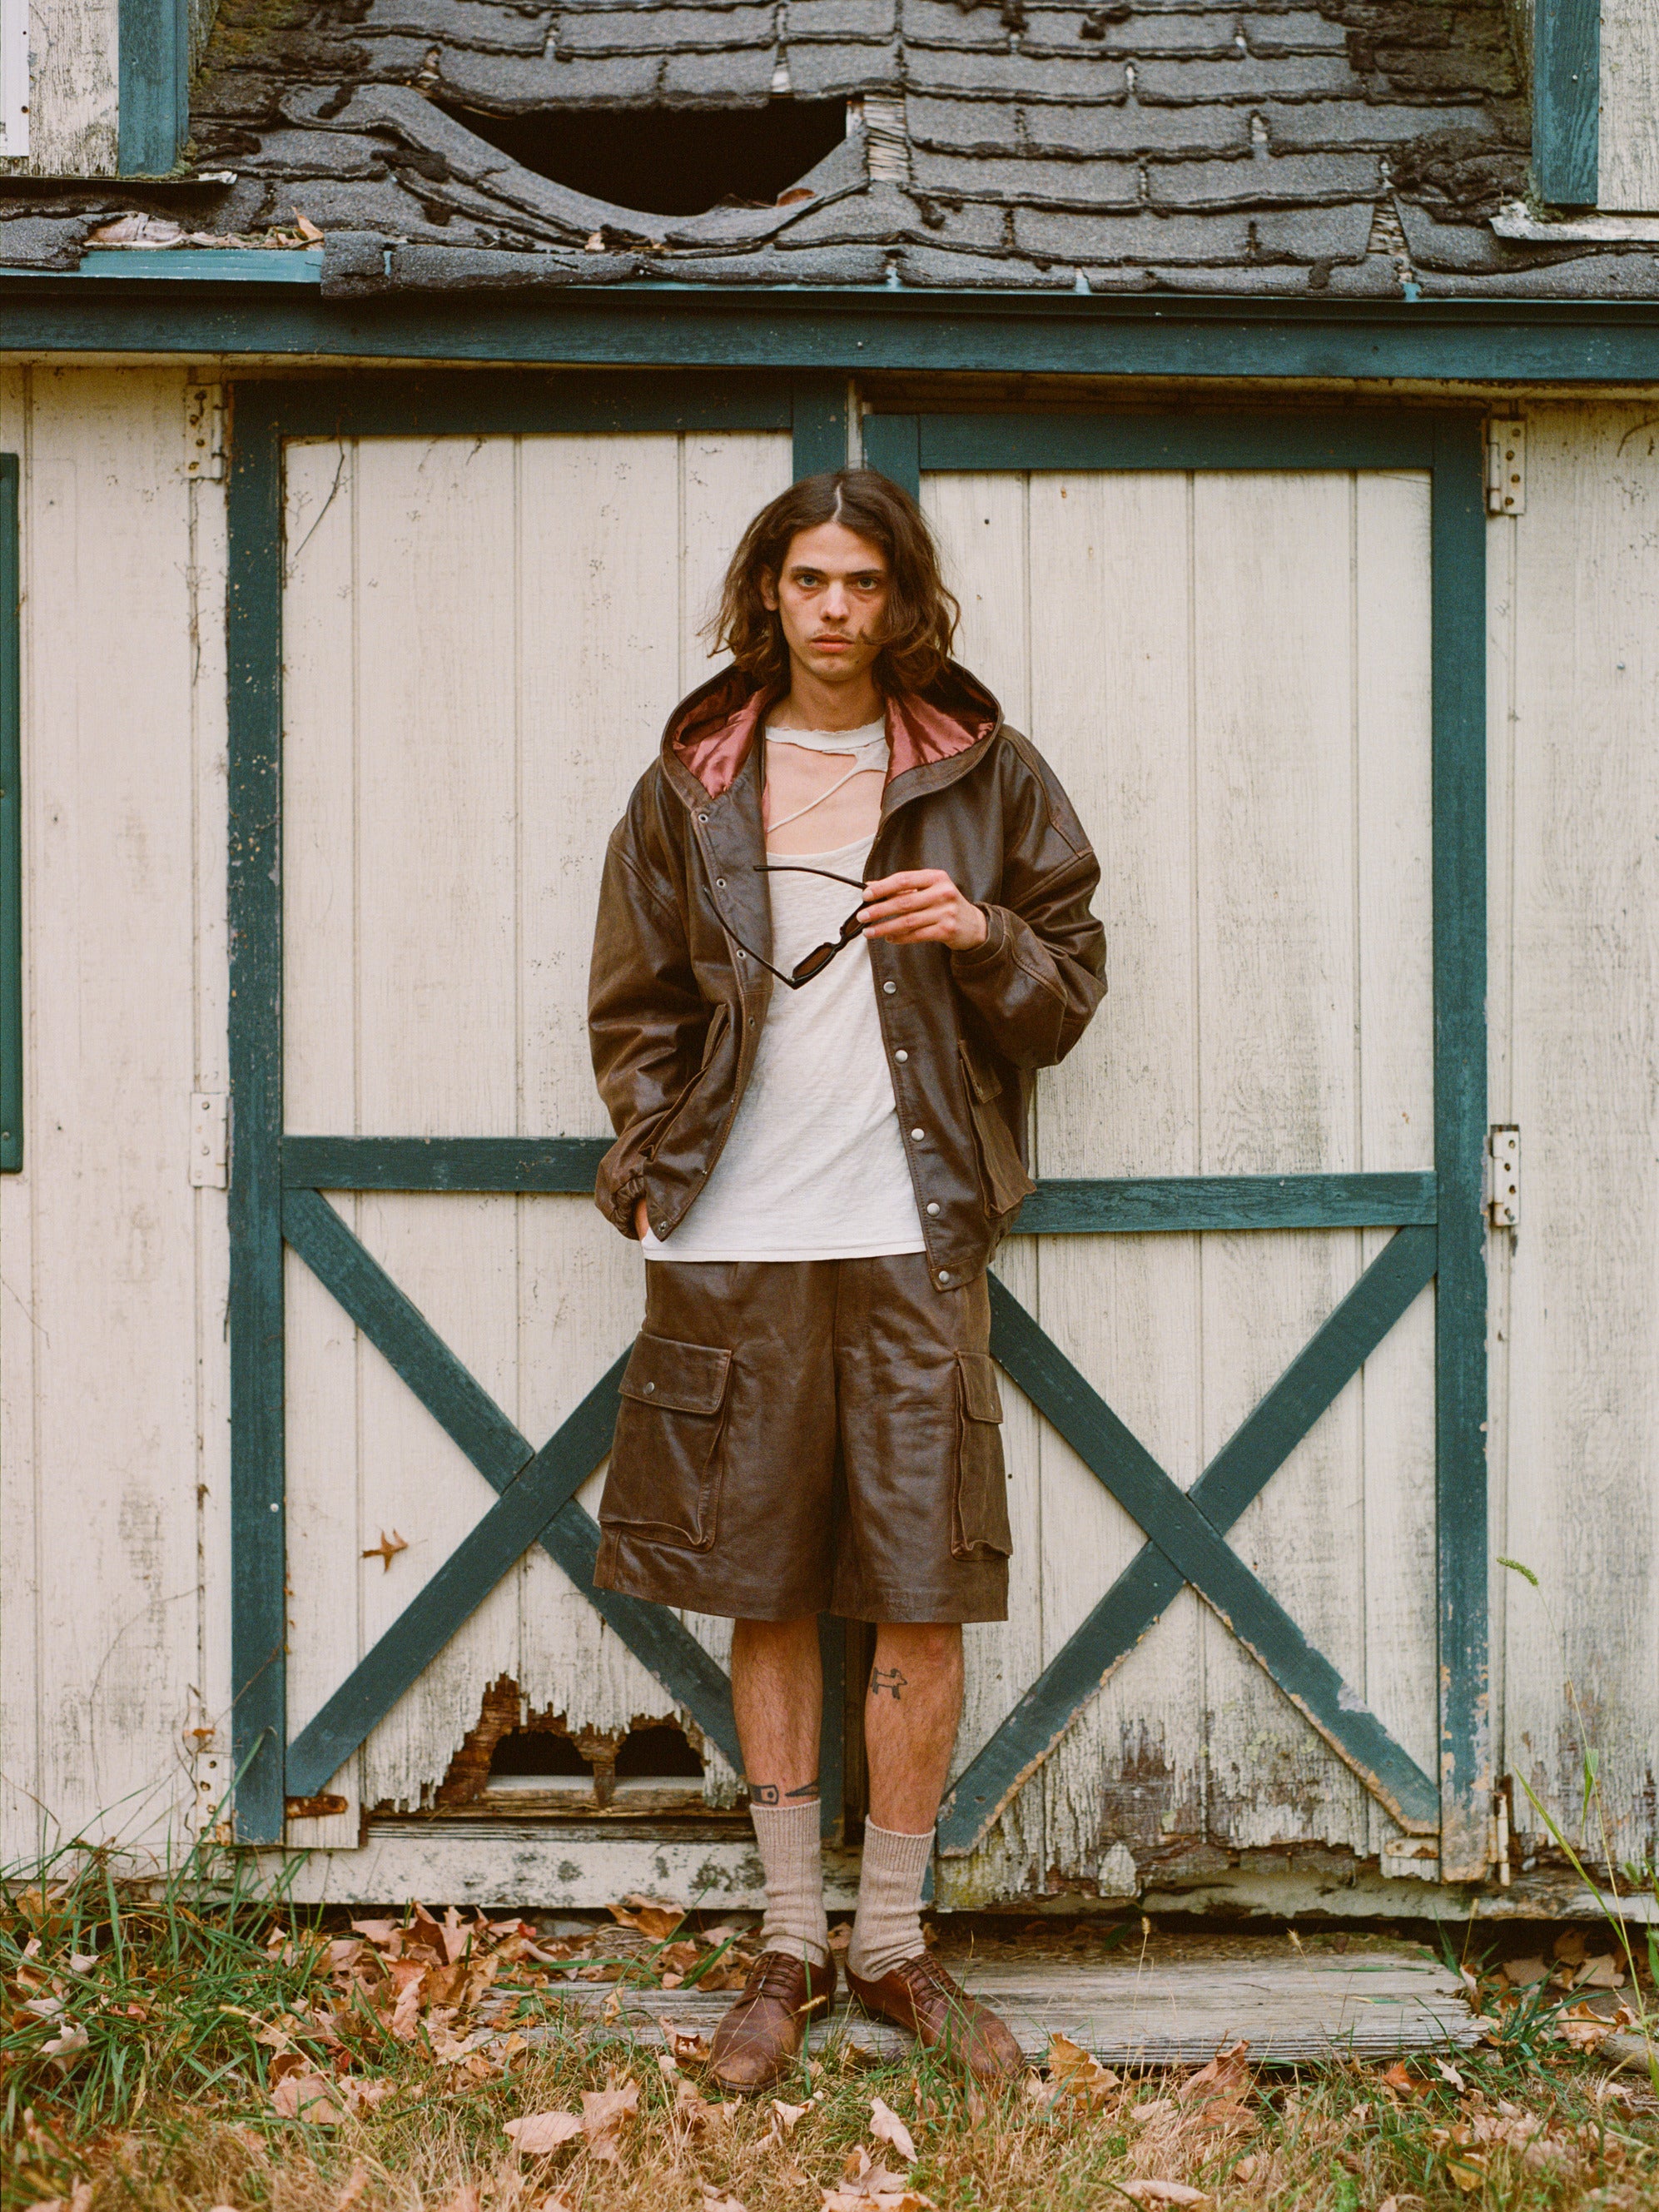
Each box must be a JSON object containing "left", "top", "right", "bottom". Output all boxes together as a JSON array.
[{"left": 658, "top": 659, "right": 1003, "bottom": 812}]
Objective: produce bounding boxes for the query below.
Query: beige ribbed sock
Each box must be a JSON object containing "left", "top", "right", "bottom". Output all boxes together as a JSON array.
[
  {"left": 753, "top": 1798, "right": 830, "bottom": 1968},
  {"left": 848, "top": 1820, "right": 933, "bottom": 1981}
]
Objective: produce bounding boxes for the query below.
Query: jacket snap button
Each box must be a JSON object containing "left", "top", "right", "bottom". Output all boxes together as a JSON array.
[
  {"left": 926, "top": 1201, "right": 941, "bottom": 1216},
  {"left": 882, "top": 981, "right": 897, "bottom": 995},
  {"left": 911, "top": 1126, "right": 925, "bottom": 1141},
  {"left": 698, "top": 812, "right": 709, "bottom": 823},
  {"left": 938, "top": 1270, "right": 951, "bottom": 1283},
  {"left": 894, "top": 1049, "right": 908, "bottom": 1062},
  {"left": 716, "top": 877, "right": 726, "bottom": 887},
  {"left": 643, "top": 1379, "right": 655, "bottom": 1392}
]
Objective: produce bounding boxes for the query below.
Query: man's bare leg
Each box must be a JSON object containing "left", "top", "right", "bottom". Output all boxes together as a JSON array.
[
  {"left": 848, "top": 1619, "right": 1022, "bottom": 2084},
  {"left": 710, "top": 1617, "right": 832, "bottom": 2095}
]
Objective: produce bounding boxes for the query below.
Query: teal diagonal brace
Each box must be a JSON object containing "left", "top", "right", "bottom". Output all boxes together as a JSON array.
[
  {"left": 941, "top": 1226, "right": 1438, "bottom": 1852},
  {"left": 281, "top": 1189, "right": 741, "bottom": 1773},
  {"left": 986, "top": 1274, "right": 1441, "bottom": 1832},
  {"left": 286, "top": 1353, "right": 628, "bottom": 1797}
]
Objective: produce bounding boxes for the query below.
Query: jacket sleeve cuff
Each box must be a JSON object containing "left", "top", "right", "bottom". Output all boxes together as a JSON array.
[{"left": 950, "top": 902, "right": 1010, "bottom": 974}]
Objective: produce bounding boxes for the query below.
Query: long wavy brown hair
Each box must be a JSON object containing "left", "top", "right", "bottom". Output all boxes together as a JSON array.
[{"left": 708, "top": 468, "right": 960, "bottom": 696}]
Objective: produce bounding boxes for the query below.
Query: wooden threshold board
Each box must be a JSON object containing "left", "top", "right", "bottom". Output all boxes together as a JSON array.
[{"left": 543, "top": 1944, "right": 1480, "bottom": 2067}]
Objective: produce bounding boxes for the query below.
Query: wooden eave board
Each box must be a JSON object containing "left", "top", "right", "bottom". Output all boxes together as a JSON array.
[{"left": 549, "top": 1946, "right": 1478, "bottom": 2065}]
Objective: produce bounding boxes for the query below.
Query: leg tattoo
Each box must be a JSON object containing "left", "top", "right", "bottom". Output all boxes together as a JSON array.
[
  {"left": 749, "top": 1778, "right": 822, "bottom": 1805},
  {"left": 869, "top": 1667, "right": 907, "bottom": 1701}
]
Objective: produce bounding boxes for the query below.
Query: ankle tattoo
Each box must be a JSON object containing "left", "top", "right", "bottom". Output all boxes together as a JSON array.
[
  {"left": 869, "top": 1667, "right": 907, "bottom": 1700},
  {"left": 748, "top": 1778, "right": 821, "bottom": 1805}
]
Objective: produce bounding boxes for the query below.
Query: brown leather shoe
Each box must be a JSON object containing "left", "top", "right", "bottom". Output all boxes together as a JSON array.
[
  {"left": 708, "top": 1948, "right": 837, "bottom": 2095},
  {"left": 847, "top": 1953, "right": 1024, "bottom": 2086}
]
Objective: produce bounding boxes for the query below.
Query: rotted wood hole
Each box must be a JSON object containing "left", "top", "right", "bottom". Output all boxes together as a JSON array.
[{"left": 406, "top": 1674, "right": 718, "bottom": 1821}]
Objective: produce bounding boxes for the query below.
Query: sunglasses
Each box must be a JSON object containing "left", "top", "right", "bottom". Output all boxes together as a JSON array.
[{"left": 720, "top": 864, "right": 870, "bottom": 990}]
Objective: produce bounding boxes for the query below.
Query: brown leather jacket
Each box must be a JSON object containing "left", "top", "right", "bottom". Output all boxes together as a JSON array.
[{"left": 588, "top": 659, "right": 1106, "bottom": 1290}]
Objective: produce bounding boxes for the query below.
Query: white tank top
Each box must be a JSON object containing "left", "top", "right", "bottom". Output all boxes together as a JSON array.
[{"left": 641, "top": 828, "right": 926, "bottom": 1263}]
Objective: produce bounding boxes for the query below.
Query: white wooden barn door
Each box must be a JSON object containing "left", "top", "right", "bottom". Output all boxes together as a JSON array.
[
  {"left": 861, "top": 409, "right": 1492, "bottom": 1898},
  {"left": 258, "top": 395, "right": 799, "bottom": 1892}
]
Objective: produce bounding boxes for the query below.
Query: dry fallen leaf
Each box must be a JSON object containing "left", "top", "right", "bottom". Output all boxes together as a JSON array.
[
  {"left": 293, "top": 211, "right": 325, "bottom": 242},
  {"left": 1048, "top": 2029, "right": 1120, "bottom": 2105},
  {"left": 1502, "top": 1956, "right": 1548, "bottom": 1986},
  {"left": 581, "top": 2079, "right": 639, "bottom": 2162},
  {"left": 361, "top": 1528, "right": 408, "bottom": 1570},
  {"left": 1434, "top": 2057, "right": 1466, "bottom": 2090},
  {"left": 772, "top": 2095, "right": 813, "bottom": 2134},
  {"left": 663, "top": 2025, "right": 712, "bottom": 2065},
  {"left": 1177, "top": 2040, "right": 1250, "bottom": 2104},
  {"left": 271, "top": 2070, "right": 346, "bottom": 2124},
  {"left": 609, "top": 1892, "right": 684, "bottom": 1941},
  {"left": 504, "top": 2110, "right": 584, "bottom": 2155},
  {"left": 1575, "top": 1953, "right": 1626, "bottom": 1990},
  {"left": 332, "top": 2157, "right": 371, "bottom": 2210},
  {"left": 703, "top": 2193, "right": 748, "bottom": 2212},
  {"left": 870, "top": 2095, "right": 917, "bottom": 2162},
  {"left": 1378, "top": 2060, "right": 1414, "bottom": 2094},
  {"left": 1115, "top": 2185, "right": 1206, "bottom": 2206}
]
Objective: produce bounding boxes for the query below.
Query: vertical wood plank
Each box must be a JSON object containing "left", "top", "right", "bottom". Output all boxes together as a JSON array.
[
  {"left": 924, "top": 470, "right": 1046, "bottom": 1901},
  {"left": 1025, "top": 470, "right": 1209, "bottom": 1896},
  {"left": 1505, "top": 403, "right": 1655, "bottom": 1867},
  {"left": 1190, "top": 471, "right": 1368, "bottom": 1854},
  {"left": 0, "top": 363, "right": 41, "bottom": 1862},
  {"left": 348, "top": 435, "right": 524, "bottom": 1812},
  {"left": 21, "top": 370, "right": 203, "bottom": 1845},
  {"left": 1352, "top": 471, "right": 1438, "bottom": 1861},
  {"left": 281, "top": 439, "right": 364, "bottom": 1844},
  {"left": 1600, "top": 15, "right": 1659, "bottom": 212}
]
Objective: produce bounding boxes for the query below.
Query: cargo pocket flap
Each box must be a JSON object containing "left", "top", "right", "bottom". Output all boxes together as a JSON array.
[
  {"left": 957, "top": 1351, "right": 1004, "bottom": 1424},
  {"left": 619, "top": 1332, "right": 732, "bottom": 1416}
]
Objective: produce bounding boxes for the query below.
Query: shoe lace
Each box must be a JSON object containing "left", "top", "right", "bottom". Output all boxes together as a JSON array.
[{"left": 743, "top": 1950, "right": 827, "bottom": 2008}]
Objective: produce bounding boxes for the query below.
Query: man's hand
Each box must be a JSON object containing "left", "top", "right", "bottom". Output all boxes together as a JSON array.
[
  {"left": 634, "top": 1195, "right": 651, "bottom": 1241},
  {"left": 858, "top": 869, "right": 989, "bottom": 952}
]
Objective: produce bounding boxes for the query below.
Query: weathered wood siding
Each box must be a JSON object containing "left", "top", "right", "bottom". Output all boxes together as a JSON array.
[
  {"left": 0, "top": 0, "right": 120, "bottom": 174},
  {"left": 926, "top": 468, "right": 1440, "bottom": 1901},
  {"left": 1601, "top": 9, "right": 1659, "bottom": 212},
  {"left": 280, "top": 431, "right": 791, "bottom": 1842},
  {"left": 0, "top": 365, "right": 222, "bottom": 1861},
  {"left": 2, "top": 382, "right": 1657, "bottom": 1897}
]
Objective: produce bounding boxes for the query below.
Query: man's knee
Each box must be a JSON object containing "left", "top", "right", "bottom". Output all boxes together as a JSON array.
[{"left": 873, "top": 1620, "right": 962, "bottom": 1673}]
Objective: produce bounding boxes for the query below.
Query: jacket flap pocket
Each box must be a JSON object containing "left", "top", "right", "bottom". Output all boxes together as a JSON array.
[
  {"left": 957, "top": 1351, "right": 1004, "bottom": 1424},
  {"left": 958, "top": 1037, "right": 1004, "bottom": 1103},
  {"left": 620, "top": 1332, "right": 733, "bottom": 1416}
]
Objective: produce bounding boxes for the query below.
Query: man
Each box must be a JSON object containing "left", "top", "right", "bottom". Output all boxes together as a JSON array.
[{"left": 588, "top": 468, "right": 1105, "bottom": 2092}]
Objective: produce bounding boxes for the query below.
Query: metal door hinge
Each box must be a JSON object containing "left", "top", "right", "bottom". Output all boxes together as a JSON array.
[
  {"left": 1486, "top": 419, "right": 1525, "bottom": 514},
  {"left": 191, "top": 1092, "right": 229, "bottom": 1188},
  {"left": 186, "top": 385, "right": 226, "bottom": 482},
  {"left": 1488, "top": 1124, "right": 1519, "bottom": 1228}
]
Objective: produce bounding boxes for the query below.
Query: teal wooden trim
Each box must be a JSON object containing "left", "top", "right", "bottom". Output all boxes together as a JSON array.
[
  {"left": 941, "top": 1228, "right": 1438, "bottom": 1854},
  {"left": 226, "top": 390, "right": 288, "bottom": 1842},
  {"left": 0, "top": 455, "right": 19, "bottom": 1174},
  {"left": 792, "top": 375, "right": 848, "bottom": 478},
  {"left": 913, "top": 410, "right": 1436, "bottom": 474},
  {"left": 67, "top": 251, "right": 325, "bottom": 283},
  {"left": 986, "top": 1275, "right": 1441, "bottom": 1831},
  {"left": 862, "top": 412, "right": 920, "bottom": 503},
  {"left": 286, "top": 1350, "right": 630, "bottom": 1797},
  {"left": 117, "top": 0, "right": 188, "bottom": 175},
  {"left": 1431, "top": 411, "right": 1492, "bottom": 1881},
  {"left": 12, "top": 283, "right": 1659, "bottom": 380},
  {"left": 283, "top": 1144, "right": 1430, "bottom": 1230},
  {"left": 1535, "top": 0, "right": 1599, "bottom": 206},
  {"left": 1016, "top": 1173, "right": 1435, "bottom": 1233},
  {"left": 262, "top": 370, "right": 793, "bottom": 444},
  {"left": 284, "top": 1188, "right": 529, "bottom": 1479},
  {"left": 282, "top": 1187, "right": 742, "bottom": 1770},
  {"left": 283, "top": 1136, "right": 608, "bottom": 1192}
]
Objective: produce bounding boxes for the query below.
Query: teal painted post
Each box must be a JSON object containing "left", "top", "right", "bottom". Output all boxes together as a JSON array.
[
  {"left": 792, "top": 375, "right": 848, "bottom": 479},
  {"left": 226, "top": 391, "right": 288, "bottom": 1842},
  {"left": 862, "top": 414, "right": 920, "bottom": 504},
  {"left": 1431, "top": 413, "right": 1491, "bottom": 1881},
  {"left": 1535, "top": 0, "right": 1599, "bottom": 205},
  {"left": 0, "top": 454, "right": 19, "bottom": 1173},
  {"left": 117, "top": 0, "right": 188, "bottom": 175}
]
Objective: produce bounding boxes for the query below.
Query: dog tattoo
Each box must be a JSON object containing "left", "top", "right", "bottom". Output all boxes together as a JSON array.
[{"left": 870, "top": 1667, "right": 907, "bottom": 1700}]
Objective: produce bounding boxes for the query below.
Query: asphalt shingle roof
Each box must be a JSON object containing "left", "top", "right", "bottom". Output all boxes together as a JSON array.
[{"left": 6, "top": 0, "right": 1657, "bottom": 301}]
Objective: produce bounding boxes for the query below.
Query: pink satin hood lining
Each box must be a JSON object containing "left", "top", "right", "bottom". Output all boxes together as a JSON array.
[{"left": 668, "top": 668, "right": 998, "bottom": 799}]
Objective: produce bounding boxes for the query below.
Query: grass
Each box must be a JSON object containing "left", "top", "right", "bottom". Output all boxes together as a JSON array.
[{"left": 5, "top": 1842, "right": 1659, "bottom": 2212}]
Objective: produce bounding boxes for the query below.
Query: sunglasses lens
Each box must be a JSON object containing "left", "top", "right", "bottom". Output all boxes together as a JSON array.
[{"left": 792, "top": 942, "right": 837, "bottom": 982}]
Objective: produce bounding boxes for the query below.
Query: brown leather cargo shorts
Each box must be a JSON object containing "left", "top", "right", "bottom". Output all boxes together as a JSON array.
[{"left": 592, "top": 1254, "right": 1011, "bottom": 1623}]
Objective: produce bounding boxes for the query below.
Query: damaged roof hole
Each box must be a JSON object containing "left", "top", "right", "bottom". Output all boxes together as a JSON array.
[
  {"left": 614, "top": 1722, "right": 703, "bottom": 1780},
  {"left": 434, "top": 99, "right": 848, "bottom": 219},
  {"left": 488, "top": 1728, "right": 591, "bottom": 1789}
]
